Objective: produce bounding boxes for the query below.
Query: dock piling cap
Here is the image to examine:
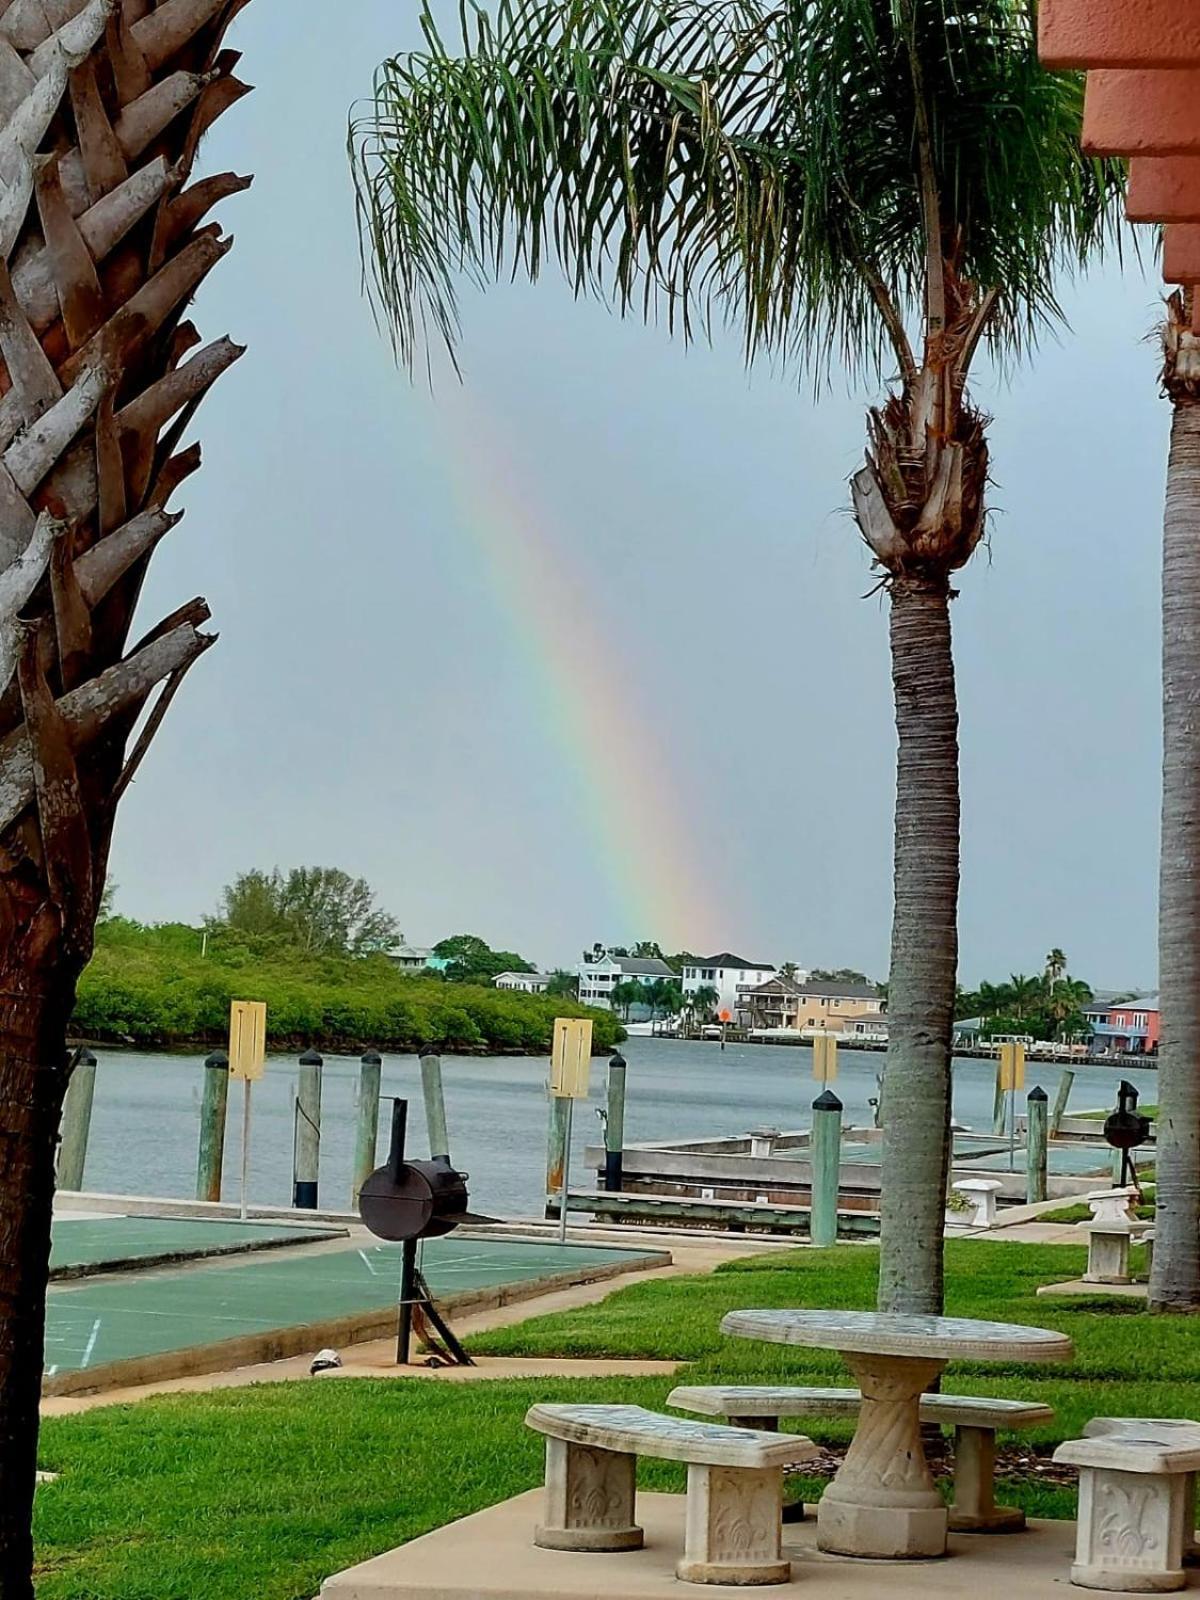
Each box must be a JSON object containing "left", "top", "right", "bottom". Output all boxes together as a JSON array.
[{"left": 813, "top": 1089, "right": 843, "bottom": 1112}]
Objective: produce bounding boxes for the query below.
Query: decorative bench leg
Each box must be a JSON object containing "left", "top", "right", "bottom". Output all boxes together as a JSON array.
[
  {"left": 535, "top": 1437, "right": 643, "bottom": 1553},
  {"left": 1071, "top": 1466, "right": 1187, "bottom": 1592},
  {"left": 677, "top": 1463, "right": 791, "bottom": 1586},
  {"left": 948, "top": 1425, "right": 1025, "bottom": 1533},
  {"left": 1085, "top": 1232, "right": 1132, "bottom": 1285}
]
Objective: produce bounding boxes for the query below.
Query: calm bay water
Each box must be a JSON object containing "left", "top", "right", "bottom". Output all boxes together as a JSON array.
[{"left": 77, "top": 1037, "right": 1156, "bottom": 1218}]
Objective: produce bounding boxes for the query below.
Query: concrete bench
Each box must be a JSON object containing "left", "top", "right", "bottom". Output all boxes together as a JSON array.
[
  {"left": 668, "top": 1384, "right": 1053, "bottom": 1533},
  {"left": 1079, "top": 1217, "right": 1152, "bottom": 1285},
  {"left": 952, "top": 1177, "right": 1004, "bottom": 1228},
  {"left": 1084, "top": 1418, "right": 1200, "bottom": 1564},
  {"left": 1054, "top": 1431, "right": 1200, "bottom": 1591},
  {"left": 526, "top": 1402, "right": 816, "bottom": 1585}
]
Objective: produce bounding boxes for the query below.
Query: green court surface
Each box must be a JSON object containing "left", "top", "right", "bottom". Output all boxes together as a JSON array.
[
  {"left": 50, "top": 1216, "right": 342, "bottom": 1275},
  {"left": 44, "top": 1236, "right": 654, "bottom": 1378}
]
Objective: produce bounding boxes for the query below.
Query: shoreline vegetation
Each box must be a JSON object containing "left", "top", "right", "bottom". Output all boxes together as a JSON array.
[{"left": 71, "top": 920, "right": 624, "bottom": 1057}]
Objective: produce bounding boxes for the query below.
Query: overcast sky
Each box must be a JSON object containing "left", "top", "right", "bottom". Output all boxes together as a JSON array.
[{"left": 109, "top": 0, "right": 1167, "bottom": 989}]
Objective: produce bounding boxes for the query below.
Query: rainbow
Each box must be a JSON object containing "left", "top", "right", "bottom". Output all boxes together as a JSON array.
[{"left": 422, "top": 388, "right": 738, "bottom": 951}]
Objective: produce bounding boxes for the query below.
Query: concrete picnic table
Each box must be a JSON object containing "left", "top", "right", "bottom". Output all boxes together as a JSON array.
[{"left": 720, "top": 1308, "right": 1072, "bottom": 1560}]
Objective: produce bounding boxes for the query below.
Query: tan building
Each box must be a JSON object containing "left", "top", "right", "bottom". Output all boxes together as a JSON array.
[{"left": 739, "top": 976, "right": 884, "bottom": 1034}]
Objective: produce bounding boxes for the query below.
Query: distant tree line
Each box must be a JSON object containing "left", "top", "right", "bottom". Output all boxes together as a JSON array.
[
  {"left": 76, "top": 867, "right": 623, "bottom": 1054},
  {"left": 956, "top": 950, "right": 1098, "bottom": 1043}
]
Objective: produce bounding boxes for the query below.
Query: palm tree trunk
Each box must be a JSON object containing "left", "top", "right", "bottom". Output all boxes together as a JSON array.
[
  {"left": 877, "top": 580, "right": 960, "bottom": 1316},
  {"left": 1152, "top": 397, "right": 1200, "bottom": 1312},
  {"left": 0, "top": 968, "right": 77, "bottom": 1599}
]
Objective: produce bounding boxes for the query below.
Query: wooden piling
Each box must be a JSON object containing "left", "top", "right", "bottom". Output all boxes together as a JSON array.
[
  {"left": 1050, "top": 1069, "right": 1075, "bottom": 1136},
  {"left": 57, "top": 1048, "right": 97, "bottom": 1192},
  {"left": 545, "top": 1092, "right": 569, "bottom": 1219},
  {"left": 353, "top": 1050, "right": 382, "bottom": 1204},
  {"left": 196, "top": 1050, "right": 230, "bottom": 1202},
  {"left": 809, "top": 1088, "right": 843, "bottom": 1248},
  {"left": 420, "top": 1049, "right": 450, "bottom": 1162},
  {"left": 1026, "top": 1085, "right": 1049, "bottom": 1203},
  {"left": 604, "top": 1051, "right": 627, "bottom": 1191},
  {"left": 293, "top": 1048, "right": 323, "bottom": 1209}
]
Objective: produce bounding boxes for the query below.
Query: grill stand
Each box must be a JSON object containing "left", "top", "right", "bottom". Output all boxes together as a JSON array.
[{"left": 396, "top": 1239, "right": 475, "bottom": 1368}]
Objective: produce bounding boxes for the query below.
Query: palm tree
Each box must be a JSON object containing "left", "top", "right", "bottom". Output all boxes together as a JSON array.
[
  {"left": 1044, "top": 948, "right": 1067, "bottom": 988},
  {"left": 353, "top": 0, "right": 1122, "bottom": 1314},
  {"left": 609, "top": 979, "right": 641, "bottom": 1019},
  {"left": 690, "top": 983, "right": 720, "bottom": 1021},
  {"left": 1006, "top": 974, "right": 1043, "bottom": 1022},
  {"left": 779, "top": 961, "right": 799, "bottom": 982},
  {"left": 1152, "top": 289, "right": 1200, "bottom": 1312},
  {"left": 0, "top": 4, "right": 252, "bottom": 1585}
]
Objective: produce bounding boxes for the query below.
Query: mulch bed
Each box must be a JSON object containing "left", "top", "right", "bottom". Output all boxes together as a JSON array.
[{"left": 786, "top": 1439, "right": 1078, "bottom": 1489}]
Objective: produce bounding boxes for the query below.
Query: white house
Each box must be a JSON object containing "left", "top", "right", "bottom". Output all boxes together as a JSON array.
[
  {"left": 577, "top": 950, "right": 675, "bottom": 1010},
  {"left": 495, "top": 971, "right": 552, "bottom": 994},
  {"left": 681, "top": 953, "right": 779, "bottom": 1018},
  {"left": 387, "top": 944, "right": 434, "bottom": 971}
]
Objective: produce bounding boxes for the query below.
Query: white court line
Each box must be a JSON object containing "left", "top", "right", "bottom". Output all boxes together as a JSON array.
[
  {"left": 358, "top": 1250, "right": 380, "bottom": 1277},
  {"left": 80, "top": 1319, "right": 102, "bottom": 1370}
]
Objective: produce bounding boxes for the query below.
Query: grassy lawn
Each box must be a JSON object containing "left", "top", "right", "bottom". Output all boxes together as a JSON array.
[{"left": 33, "top": 1238, "right": 1200, "bottom": 1599}]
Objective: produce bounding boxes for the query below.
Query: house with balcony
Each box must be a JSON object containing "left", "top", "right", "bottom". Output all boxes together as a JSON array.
[
  {"left": 577, "top": 949, "right": 675, "bottom": 1011},
  {"left": 738, "top": 975, "right": 884, "bottom": 1034},
  {"left": 1085, "top": 995, "right": 1161, "bottom": 1057}
]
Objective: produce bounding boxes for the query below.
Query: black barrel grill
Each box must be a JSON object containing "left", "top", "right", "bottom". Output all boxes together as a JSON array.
[
  {"left": 358, "top": 1099, "right": 475, "bottom": 1366},
  {"left": 1103, "top": 1080, "right": 1151, "bottom": 1194}
]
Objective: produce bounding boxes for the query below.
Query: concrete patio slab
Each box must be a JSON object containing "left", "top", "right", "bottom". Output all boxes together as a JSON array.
[
  {"left": 320, "top": 1489, "right": 1085, "bottom": 1600},
  {"left": 1038, "top": 1277, "right": 1148, "bottom": 1300}
]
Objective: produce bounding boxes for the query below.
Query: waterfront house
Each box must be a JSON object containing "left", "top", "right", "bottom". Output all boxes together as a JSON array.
[
  {"left": 387, "top": 944, "right": 435, "bottom": 971},
  {"left": 736, "top": 973, "right": 805, "bottom": 1030},
  {"left": 577, "top": 949, "right": 675, "bottom": 1010},
  {"left": 682, "top": 953, "right": 778, "bottom": 1017},
  {"left": 494, "top": 971, "right": 552, "bottom": 994},
  {"left": 1086, "top": 995, "right": 1160, "bottom": 1057},
  {"left": 740, "top": 975, "right": 884, "bottom": 1034}
]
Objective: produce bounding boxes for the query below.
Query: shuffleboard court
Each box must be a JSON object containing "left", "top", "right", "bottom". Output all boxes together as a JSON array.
[
  {"left": 44, "top": 1236, "right": 658, "bottom": 1378},
  {"left": 50, "top": 1216, "right": 344, "bottom": 1275}
]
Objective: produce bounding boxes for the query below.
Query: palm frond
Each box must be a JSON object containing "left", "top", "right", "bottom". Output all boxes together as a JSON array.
[{"left": 351, "top": 0, "right": 1127, "bottom": 381}]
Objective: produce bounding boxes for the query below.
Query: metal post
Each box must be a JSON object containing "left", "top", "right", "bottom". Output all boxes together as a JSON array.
[
  {"left": 1026, "top": 1085, "right": 1049, "bottom": 1203},
  {"left": 239, "top": 1076, "right": 251, "bottom": 1221},
  {"left": 196, "top": 1049, "right": 230, "bottom": 1202},
  {"left": 604, "top": 1051, "right": 627, "bottom": 1192},
  {"left": 809, "top": 1089, "right": 843, "bottom": 1248},
  {"left": 1008, "top": 1085, "right": 1017, "bottom": 1172},
  {"left": 397, "top": 1237, "right": 418, "bottom": 1365},
  {"left": 420, "top": 1049, "right": 450, "bottom": 1162},
  {"left": 1050, "top": 1069, "right": 1075, "bottom": 1136},
  {"left": 57, "top": 1048, "right": 97, "bottom": 1192},
  {"left": 992, "top": 1067, "right": 1006, "bottom": 1136},
  {"left": 545, "top": 1092, "right": 569, "bottom": 1220},
  {"left": 558, "top": 1096, "right": 575, "bottom": 1245},
  {"left": 293, "top": 1047, "right": 322, "bottom": 1209},
  {"left": 353, "top": 1050, "right": 382, "bottom": 1204}
]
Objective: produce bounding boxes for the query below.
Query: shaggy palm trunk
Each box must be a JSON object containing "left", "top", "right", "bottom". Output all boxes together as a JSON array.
[
  {"left": 0, "top": 4, "right": 255, "bottom": 1589},
  {"left": 1152, "top": 394, "right": 1200, "bottom": 1313},
  {"left": 877, "top": 580, "right": 959, "bottom": 1316}
]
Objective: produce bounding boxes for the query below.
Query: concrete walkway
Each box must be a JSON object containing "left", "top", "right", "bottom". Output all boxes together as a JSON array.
[{"left": 320, "top": 1490, "right": 1086, "bottom": 1600}]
